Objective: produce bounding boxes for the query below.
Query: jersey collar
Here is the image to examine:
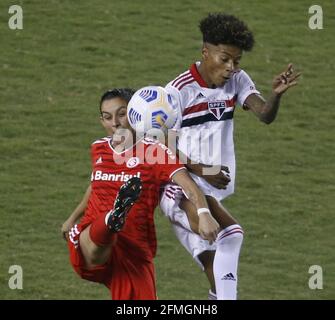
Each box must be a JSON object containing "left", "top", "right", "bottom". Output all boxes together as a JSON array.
[
  {"left": 190, "top": 63, "right": 208, "bottom": 88},
  {"left": 108, "top": 136, "right": 136, "bottom": 155}
]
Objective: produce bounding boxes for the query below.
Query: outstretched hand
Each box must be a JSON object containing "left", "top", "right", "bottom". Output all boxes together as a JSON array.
[{"left": 272, "top": 64, "right": 301, "bottom": 95}]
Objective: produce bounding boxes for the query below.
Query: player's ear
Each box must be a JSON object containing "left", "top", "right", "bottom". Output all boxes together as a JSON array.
[
  {"left": 100, "top": 115, "right": 105, "bottom": 126},
  {"left": 202, "top": 44, "right": 209, "bottom": 60}
]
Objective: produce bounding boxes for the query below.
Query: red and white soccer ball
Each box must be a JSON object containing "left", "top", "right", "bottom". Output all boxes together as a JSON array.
[{"left": 127, "top": 86, "right": 178, "bottom": 133}]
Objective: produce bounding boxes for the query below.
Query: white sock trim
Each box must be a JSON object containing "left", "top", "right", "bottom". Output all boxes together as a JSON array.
[{"left": 217, "top": 224, "right": 244, "bottom": 242}]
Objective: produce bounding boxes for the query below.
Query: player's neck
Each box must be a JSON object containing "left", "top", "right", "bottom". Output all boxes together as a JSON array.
[
  {"left": 111, "top": 141, "right": 126, "bottom": 152},
  {"left": 110, "top": 130, "right": 142, "bottom": 153},
  {"left": 198, "top": 62, "right": 214, "bottom": 88}
]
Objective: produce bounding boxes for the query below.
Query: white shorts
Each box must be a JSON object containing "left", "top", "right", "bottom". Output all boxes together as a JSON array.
[
  {"left": 188, "top": 172, "right": 234, "bottom": 201},
  {"left": 159, "top": 184, "right": 217, "bottom": 269}
]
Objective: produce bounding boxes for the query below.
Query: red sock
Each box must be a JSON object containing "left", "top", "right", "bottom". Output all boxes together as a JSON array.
[{"left": 89, "top": 212, "right": 117, "bottom": 247}]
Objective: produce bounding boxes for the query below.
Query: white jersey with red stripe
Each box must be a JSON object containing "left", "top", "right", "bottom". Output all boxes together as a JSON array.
[{"left": 165, "top": 61, "right": 260, "bottom": 199}]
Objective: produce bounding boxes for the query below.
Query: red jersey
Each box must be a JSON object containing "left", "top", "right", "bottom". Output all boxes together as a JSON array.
[{"left": 80, "top": 136, "right": 185, "bottom": 262}]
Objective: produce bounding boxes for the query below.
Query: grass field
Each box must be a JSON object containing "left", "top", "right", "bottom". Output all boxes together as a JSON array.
[{"left": 0, "top": 0, "right": 334, "bottom": 299}]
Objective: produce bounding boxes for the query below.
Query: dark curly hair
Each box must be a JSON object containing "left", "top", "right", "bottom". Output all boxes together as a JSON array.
[
  {"left": 99, "top": 88, "right": 135, "bottom": 113},
  {"left": 199, "top": 13, "right": 254, "bottom": 51}
]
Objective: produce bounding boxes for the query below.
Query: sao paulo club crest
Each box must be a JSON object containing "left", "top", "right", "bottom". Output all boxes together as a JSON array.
[{"left": 208, "top": 101, "right": 226, "bottom": 120}]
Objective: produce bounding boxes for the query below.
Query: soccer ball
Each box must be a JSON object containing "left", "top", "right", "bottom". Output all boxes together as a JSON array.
[{"left": 127, "top": 86, "right": 178, "bottom": 133}]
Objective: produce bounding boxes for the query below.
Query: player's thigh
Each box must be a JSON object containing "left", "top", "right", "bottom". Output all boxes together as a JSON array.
[
  {"left": 179, "top": 195, "right": 238, "bottom": 233},
  {"left": 109, "top": 256, "right": 157, "bottom": 300},
  {"left": 79, "top": 225, "right": 111, "bottom": 268},
  {"left": 206, "top": 196, "right": 238, "bottom": 229}
]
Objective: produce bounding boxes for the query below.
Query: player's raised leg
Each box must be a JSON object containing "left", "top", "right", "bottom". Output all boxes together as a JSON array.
[{"left": 79, "top": 177, "right": 142, "bottom": 268}]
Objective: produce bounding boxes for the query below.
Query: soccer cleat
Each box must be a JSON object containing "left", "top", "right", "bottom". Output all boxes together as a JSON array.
[
  {"left": 208, "top": 289, "right": 217, "bottom": 300},
  {"left": 106, "top": 177, "right": 142, "bottom": 232}
]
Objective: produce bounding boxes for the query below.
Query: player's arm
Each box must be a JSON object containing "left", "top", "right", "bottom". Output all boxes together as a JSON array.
[
  {"left": 61, "top": 185, "right": 91, "bottom": 240},
  {"left": 166, "top": 129, "right": 230, "bottom": 189},
  {"left": 244, "top": 63, "right": 301, "bottom": 124},
  {"left": 171, "top": 168, "right": 220, "bottom": 242}
]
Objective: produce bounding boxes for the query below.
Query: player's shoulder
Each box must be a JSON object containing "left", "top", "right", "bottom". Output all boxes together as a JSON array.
[
  {"left": 167, "top": 68, "right": 197, "bottom": 92},
  {"left": 166, "top": 67, "right": 199, "bottom": 111},
  {"left": 140, "top": 137, "right": 166, "bottom": 150},
  {"left": 140, "top": 137, "right": 167, "bottom": 149},
  {"left": 140, "top": 136, "right": 158, "bottom": 145},
  {"left": 140, "top": 137, "right": 177, "bottom": 160},
  {"left": 232, "top": 69, "right": 253, "bottom": 82},
  {"left": 91, "top": 136, "right": 112, "bottom": 148}
]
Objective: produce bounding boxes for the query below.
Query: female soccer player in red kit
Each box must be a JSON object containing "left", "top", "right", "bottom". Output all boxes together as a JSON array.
[{"left": 63, "top": 88, "right": 219, "bottom": 299}]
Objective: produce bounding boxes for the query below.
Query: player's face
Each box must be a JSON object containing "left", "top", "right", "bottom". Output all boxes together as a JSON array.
[
  {"left": 201, "top": 43, "right": 242, "bottom": 88},
  {"left": 100, "top": 97, "right": 131, "bottom": 135}
]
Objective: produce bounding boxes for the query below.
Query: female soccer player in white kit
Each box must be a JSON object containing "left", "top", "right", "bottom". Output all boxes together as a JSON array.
[{"left": 160, "top": 13, "right": 301, "bottom": 300}]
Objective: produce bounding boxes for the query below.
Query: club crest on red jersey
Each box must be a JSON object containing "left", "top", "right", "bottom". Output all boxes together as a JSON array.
[
  {"left": 208, "top": 101, "right": 226, "bottom": 120},
  {"left": 126, "top": 157, "right": 140, "bottom": 168}
]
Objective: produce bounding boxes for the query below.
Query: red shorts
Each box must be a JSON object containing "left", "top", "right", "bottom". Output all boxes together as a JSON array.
[{"left": 67, "top": 224, "right": 157, "bottom": 300}]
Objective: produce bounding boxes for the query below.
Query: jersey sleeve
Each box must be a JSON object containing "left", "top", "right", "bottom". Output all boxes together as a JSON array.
[
  {"left": 90, "top": 137, "right": 110, "bottom": 168},
  {"left": 165, "top": 82, "right": 184, "bottom": 130},
  {"left": 236, "top": 70, "right": 260, "bottom": 107},
  {"left": 90, "top": 143, "right": 98, "bottom": 168},
  {"left": 151, "top": 141, "right": 186, "bottom": 184}
]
